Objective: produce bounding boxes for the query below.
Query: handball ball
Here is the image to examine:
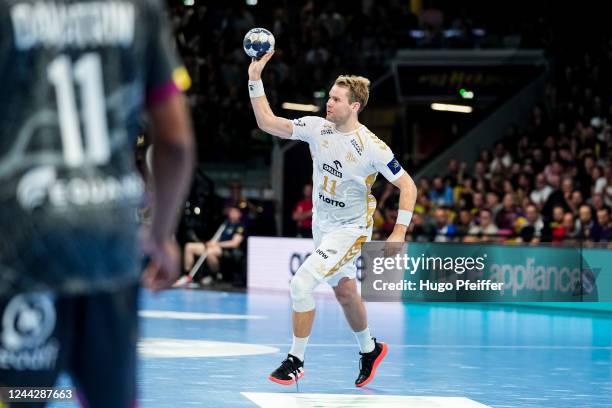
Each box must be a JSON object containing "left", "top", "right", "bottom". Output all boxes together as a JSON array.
[{"left": 243, "top": 28, "right": 275, "bottom": 59}]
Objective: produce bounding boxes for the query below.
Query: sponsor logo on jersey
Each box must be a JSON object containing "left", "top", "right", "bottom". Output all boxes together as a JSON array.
[
  {"left": 351, "top": 139, "right": 363, "bottom": 155},
  {"left": 318, "top": 193, "right": 345, "bottom": 207},
  {"left": 17, "top": 166, "right": 57, "bottom": 210},
  {"left": 323, "top": 163, "right": 342, "bottom": 178},
  {"left": 321, "top": 128, "right": 333, "bottom": 135},
  {"left": 16, "top": 166, "right": 143, "bottom": 210},
  {"left": 289, "top": 251, "right": 364, "bottom": 281},
  {"left": 315, "top": 249, "right": 329, "bottom": 259},
  {"left": 387, "top": 157, "right": 402, "bottom": 175},
  {"left": 293, "top": 119, "right": 306, "bottom": 127},
  {"left": 0, "top": 293, "right": 59, "bottom": 371},
  {"left": 346, "top": 152, "right": 356, "bottom": 162}
]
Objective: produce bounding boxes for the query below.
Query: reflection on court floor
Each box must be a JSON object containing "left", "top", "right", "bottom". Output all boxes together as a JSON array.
[{"left": 50, "top": 289, "right": 612, "bottom": 408}]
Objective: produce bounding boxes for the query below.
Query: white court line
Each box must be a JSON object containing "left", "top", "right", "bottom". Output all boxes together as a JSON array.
[
  {"left": 139, "top": 338, "right": 278, "bottom": 358},
  {"left": 139, "top": 310, "right": 266, "bottom": 320},
  {"left": 261, "top": 343, "right": 612, "bottom": 350},
  {"left": 242, "top": 392, "right": 492, "bottom": 408}
]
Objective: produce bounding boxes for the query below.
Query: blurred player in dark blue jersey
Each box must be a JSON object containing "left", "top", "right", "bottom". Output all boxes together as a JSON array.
[{"left": 0, "top": 1, "right": 195, "bottom": 406}]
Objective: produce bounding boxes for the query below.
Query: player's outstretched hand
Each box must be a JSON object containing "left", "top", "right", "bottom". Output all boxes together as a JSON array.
[
  {"left": 141, "top": 231, "right": 181, "bottom": 292},
  {"left": 248, "top": 51, "right": 274, "bottom": 81}
]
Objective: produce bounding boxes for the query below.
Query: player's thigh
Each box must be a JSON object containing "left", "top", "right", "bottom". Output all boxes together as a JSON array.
[
  {"left": 68, "top": 283, "right": 139, "bottom": 408},
  {"left": 325, "top": 226, "right": 372, "bottom": 287},
  {"left": 185, "top": 242, "right": 205, "bottom": 256},
  {"left": 301, "top": 228, "right": 367, "bottom": 283},
  {"left": 327, "top": 262, "right": 358, "bottom": 287},
  {"left": 0, "top": 291, "right": 73, "bottom": 406}
]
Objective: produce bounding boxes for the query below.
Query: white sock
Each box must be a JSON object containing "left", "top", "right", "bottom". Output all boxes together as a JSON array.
[
  {"left": 289, "top": 335, "right": 309, "bottom": 361},
  {"left": 354, "top": 327, "right": 375, "bottom": 353}
]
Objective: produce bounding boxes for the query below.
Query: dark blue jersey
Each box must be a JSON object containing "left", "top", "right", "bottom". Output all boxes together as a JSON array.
[
  {"left": 220, "top": 222, "right": 246, "bottom": 243},
  {"left": 0, "top": 0, "right": 189, "bottom": 295}
]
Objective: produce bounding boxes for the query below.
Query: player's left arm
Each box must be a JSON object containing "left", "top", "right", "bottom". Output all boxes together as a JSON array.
[
  {"left": 217, "top": 233, "right": 244, "bottom": 249},
  {"left": 369, "top": 140, "right": 417, "bottom": 243},
  {"left": 141, "top": 0, "right": 195, "bottom": 291},
  {"left": 387, "top": 172, "right": 418, "bottom": 243}
]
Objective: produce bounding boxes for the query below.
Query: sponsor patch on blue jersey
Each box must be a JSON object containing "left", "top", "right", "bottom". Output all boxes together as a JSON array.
[{"left": 387, "top": 157, "right": 402, "bottom": 175}]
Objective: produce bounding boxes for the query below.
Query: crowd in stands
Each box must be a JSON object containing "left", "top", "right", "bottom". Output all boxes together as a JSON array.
[
  {"left": 168, "top": 1, "right": 547, "bottom": 163},
  {"left": 372, "top": 43, "right": 612, "bottom": 246},
  {"left": 153, "top": 2, "right": 612, "bottom": 291},
  {"left": 165, "top": 1, "right": 611, "bottom": 250}
]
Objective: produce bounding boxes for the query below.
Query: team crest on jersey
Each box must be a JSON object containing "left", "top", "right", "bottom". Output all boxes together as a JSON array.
[
  {"left": 350, "top": 139, "right": 363, "bottom": 156},
  {"left": 387, "top": 157, "right": 402, "bottom": 175},
  {"left": 346, "top": 152, "right": 356, "bottom": 162}
]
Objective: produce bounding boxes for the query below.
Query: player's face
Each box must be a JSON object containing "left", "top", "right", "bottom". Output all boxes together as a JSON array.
[
  {"left": 228, "top": 208, "right": 242, "bottom": 223},
  {"left": 326, "top": 85, "right": 358, "bottom": 125}
]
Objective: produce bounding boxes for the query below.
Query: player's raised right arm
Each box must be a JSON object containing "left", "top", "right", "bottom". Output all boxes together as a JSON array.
[{"left": 248, "top": 52, "right": 293, "bottom": 139}]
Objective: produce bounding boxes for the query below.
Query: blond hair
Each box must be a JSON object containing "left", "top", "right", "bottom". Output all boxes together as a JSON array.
[{"left": 334, "top": 75, "right": 370, "bottom": 113}]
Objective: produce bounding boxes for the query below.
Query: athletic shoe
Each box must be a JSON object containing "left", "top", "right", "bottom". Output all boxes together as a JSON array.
[
  {"left": 355, "top": 338, "right": 388, "bottom": 387},
  {"left": 200, "top": 276, "right": 213, "bottom": 286},
  {"left": 268, "top": 354, "right": 304, "bottom": 385}
]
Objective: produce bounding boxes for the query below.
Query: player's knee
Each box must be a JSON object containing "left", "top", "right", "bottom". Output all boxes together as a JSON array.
[
  {"left": 334, "top": 284, "right": 357, "bottom": 306},
  {"left": 290, "top": 271, "right": 316, "bottom": 312}
]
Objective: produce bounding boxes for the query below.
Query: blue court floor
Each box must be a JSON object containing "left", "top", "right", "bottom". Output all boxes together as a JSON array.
[{"left": 54, "top": 288, "right": 612, "bottom": 407}]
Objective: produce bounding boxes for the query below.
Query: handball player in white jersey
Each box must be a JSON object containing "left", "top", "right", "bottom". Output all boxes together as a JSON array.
[{"left": 248, "top": 52, "right": 417, "bottom": 387}]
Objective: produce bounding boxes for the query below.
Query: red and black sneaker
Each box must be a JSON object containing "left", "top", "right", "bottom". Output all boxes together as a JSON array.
[
  {"left": 355, "top": 338, "right": 388, "bottom": 387},
  {"left": 268, "top": 354, "right": 304, "bottom": 385}
]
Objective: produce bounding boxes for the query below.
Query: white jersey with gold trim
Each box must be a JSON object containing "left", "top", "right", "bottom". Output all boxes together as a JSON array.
[{"left": 290, "top": 116, "right": 405, "bottom": 231}]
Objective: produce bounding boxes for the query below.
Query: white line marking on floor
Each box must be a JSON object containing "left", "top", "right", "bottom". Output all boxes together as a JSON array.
[
  {"left": 261, "top": 343, "right": 612, "bottom": 350},
  {"left": 140, "top": 338, "right": 278, "bottom": 358},
  {"left": 241, "top": 392, "right": 492, "bottom": 408},
  {"left": 139, "top": 310, "right": 266, "bottom": 320}
]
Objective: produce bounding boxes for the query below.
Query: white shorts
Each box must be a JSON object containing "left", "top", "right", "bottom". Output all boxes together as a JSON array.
[{"left": 300, "top": 225, "right": 372, "bottom": 287}]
